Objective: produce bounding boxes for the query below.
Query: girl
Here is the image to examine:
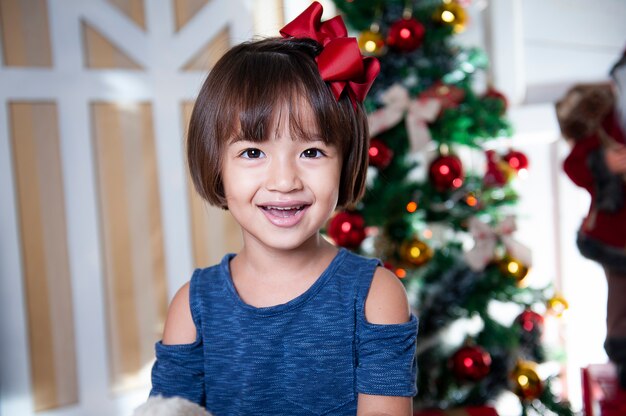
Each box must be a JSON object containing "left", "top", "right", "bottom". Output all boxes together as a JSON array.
[{"left": 150, "top": 3, "right": 418, "bottom": 414}]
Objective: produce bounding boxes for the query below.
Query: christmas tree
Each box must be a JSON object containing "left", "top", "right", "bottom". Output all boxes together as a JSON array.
[{"left": 326, "top": 1, "right": 574, "bottom": 414}]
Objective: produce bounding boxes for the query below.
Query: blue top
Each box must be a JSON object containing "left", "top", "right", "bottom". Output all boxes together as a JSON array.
[{"left": 150, "top": 248, "right": 418, "bottom": 415}]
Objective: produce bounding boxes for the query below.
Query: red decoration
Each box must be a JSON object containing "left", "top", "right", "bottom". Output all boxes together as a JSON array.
[
  {"left": 279, "top": 1, "right": 380, "bottom": 107},
  {"left": 451, "top": 345, "right": 492, "bottom": 381},
  {"left": 484, "top": 87, "right": 508, "bottom": 114},
  {"left": 582, "top": 363, "right": 626, "bottom": 416},
  {"left": 503, "top": 149, "right": 529, "bottom": 172},
  {"left": 386, "top": 17, "right": 425, "bottom": 52},
  {"left": 516, "top": 309, "right": 544, "bottom": 333},
  {"left": 327, "top": 211, "right": 366, "bottom": 248},
  {"left": 420, "top": 82, "right": 465, "bottom": 109},
  {"left": 483, "top": 150, "right": 511, "bottom": 187},
  {"left": 368, "top": 138, "right": 394, "bottom": 168},
  {"left": 429, "top": 154, "right": 464, "bottom": 191}
]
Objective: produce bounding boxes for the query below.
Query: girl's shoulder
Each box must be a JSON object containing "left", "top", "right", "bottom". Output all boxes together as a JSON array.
[
  {"left": 338, "top": 250, "right": 411, "bottom": 325},
  {"left": 364, "top": 267, "right": 411, "bottom": 325},
  {"left": 161, "top": 282, "right": 196, "bottom": 345}
]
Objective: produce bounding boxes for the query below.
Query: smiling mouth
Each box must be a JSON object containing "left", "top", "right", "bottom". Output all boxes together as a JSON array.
[{"left": 260, "top": 205, "right": 309, "bottom": 218}]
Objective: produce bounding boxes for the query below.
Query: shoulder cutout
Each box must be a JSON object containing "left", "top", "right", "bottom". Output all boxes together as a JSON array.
[
  {"left": 364, "top": 267, "right": 411, "bottom": 325},
  {"left": 162, "top": 282, "right": 197, "bottom": 345}
]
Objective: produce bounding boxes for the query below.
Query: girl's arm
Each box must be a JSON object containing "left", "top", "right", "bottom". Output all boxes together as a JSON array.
[
  {"left": 150, "top": 281, "right": 205, "bottom": 405},
  {"left": 357, "top": 393, "right": 412, "bottom": 416},
  {"left": 357, "top": 267, "right": 413, "bottom": 416},
  {"left": 162, "top": 282, "right": 197, "bottom": 345}
]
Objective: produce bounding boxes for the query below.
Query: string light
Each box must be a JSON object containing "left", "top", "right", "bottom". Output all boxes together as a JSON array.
[
  {"left": 441, "top": 11, "right": 455, "bottom": 23},
  {"left": 364, "top": 40, "right": 377, "bottom": 53},
  {"left": 518, "top": 375, "right": 529, "bottom": 387}
]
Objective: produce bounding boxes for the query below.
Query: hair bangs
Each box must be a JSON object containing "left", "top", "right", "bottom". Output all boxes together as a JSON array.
[{"left": 225, "top": 45, "right": 344, "bottom": 146}]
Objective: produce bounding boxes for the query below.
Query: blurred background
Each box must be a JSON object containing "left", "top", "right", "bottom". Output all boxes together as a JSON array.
[{"left": 0, "top": 0, "right": 624, "bottom": 415}]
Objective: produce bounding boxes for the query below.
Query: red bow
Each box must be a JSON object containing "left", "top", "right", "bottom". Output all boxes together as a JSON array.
[{"left": 280, "top": 1, "right": 380, "bottom": 107}]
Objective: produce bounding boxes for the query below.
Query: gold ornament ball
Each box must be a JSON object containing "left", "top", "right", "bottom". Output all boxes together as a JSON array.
[
  {"left": 358, "top": 30, "right": 385, "bottom": 56},
  {"left": 434, "top": 0, "right": 468, "bottom": 33},
  {"left": 511, "top": 361, "right": 543, "bottom": 400},
  {"left": 547, "top": 295, "right": 569, "bottom": 317},
  {"left": 400, "top": 238, "right": 433, "bottom": 266},
  {"left": 497, "top": 255, "right": 529, "bottom": 283}
]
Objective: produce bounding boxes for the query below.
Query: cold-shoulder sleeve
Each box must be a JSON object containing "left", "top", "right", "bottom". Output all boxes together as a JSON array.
[
  {"left": 150, "top": 339, "right": 205, "bottom": 404},
  {"left": 356, "top": 314, "right": 418, "bottom": 396},
  {"left": 354, "top": 261, "right": 418, "bottom": 397},
  {"left": 150, "top": 270, "right": 205, "bottom": 406}
]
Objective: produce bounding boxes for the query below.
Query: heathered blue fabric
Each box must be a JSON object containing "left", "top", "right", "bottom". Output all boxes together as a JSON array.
[{"left": 150, "top": 248, "right": 418, "bottom": 415}]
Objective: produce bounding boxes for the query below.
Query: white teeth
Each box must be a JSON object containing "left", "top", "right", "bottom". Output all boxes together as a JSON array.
[{"left": 265, "top": 205, "right": 304, "bottom": 211}]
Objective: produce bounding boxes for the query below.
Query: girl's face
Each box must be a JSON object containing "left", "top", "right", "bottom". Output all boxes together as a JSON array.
[{"left": 221, "top": 108, "right": 342, "bottom": 253}]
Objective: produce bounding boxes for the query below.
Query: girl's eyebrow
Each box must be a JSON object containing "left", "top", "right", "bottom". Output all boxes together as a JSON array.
[
  {"left": 298, "top": 135, "right": 325, "bottom": 142},
  {"left": 227, "top": 135, "right": 257, "bottom": 144}
]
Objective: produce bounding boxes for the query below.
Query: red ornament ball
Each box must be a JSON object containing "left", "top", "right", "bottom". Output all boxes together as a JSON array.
[
  {"left": 451, "top": 345, "right": 492, "bottom": 381},
  {"left": 386, "top": 17, "right": 425, "bottom": 52},
  {"left": 368, "top": 138, "right": 394, "bottom": 169},
  {"left": 429, "top": 154, "right": 464, "bottom": 191},
  {"left": 327, "top": 211, "right": 366, "bottom": 249},
  {"left": 503, "top": 149, "right": 529, "bottom": 172},
  {"left": 516, "top": 309, "right": 544, "bottom": 333}
]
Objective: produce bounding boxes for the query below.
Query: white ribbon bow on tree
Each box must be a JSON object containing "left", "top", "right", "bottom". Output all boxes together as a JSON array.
[
  {"left": 464, "top": 215, "right": 532, "bottom": 272},
  {"left": 367, "top": 84, "right": 442, "bottom": 153}
]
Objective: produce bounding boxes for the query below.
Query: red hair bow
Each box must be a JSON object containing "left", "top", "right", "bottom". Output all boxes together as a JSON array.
[{"left": 280, "top": 1, "right": 380, "bottom": 107}]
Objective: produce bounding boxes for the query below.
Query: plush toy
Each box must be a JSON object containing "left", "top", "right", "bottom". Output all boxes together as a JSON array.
[
  {"left": 133, "top": 396, "right": 212, "bottom": 416},
  {"left": 556, "top": 83, "right": 615, "bottom": 141},
  {"left": 556, "top": 53, "right": 626, "bottom": 389}
]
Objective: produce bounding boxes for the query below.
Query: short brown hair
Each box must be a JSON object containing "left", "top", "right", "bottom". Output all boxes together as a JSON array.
[{"left": 187, "top": 37, "right": 370, "bottom": 209}]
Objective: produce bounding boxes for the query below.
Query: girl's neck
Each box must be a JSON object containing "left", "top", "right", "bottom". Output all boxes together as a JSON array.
[
  {"left": 228, "top": 233, "right": 339, "bottom": 308},
  {"left": 233, "top": 233, "right": 338, "bottom": 283}
]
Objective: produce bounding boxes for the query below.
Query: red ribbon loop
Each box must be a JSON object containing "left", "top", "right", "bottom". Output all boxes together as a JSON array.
[{"left": 280, "top": 1, "right": 379, "bottom": 107}]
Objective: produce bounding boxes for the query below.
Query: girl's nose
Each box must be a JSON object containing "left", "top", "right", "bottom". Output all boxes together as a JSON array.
[{"left": 265, "top": 157, "right": 303, "bottom": 193}]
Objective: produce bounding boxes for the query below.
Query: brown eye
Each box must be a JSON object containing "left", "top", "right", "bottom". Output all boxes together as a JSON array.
[
  {"left": 240, "top": 148, "right": 264, "bottom": 159},
  {"left": 301, "top": 148, "right": 324, "bottom": 158}
]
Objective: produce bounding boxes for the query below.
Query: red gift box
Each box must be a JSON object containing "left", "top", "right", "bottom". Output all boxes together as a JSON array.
[
  {"left": 582, "top": 363, "right": 626, "bottom": 416},
  {"left": 414, "top": 406, "right": 498, "bottom": 416}
]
